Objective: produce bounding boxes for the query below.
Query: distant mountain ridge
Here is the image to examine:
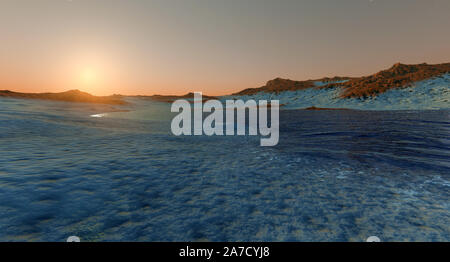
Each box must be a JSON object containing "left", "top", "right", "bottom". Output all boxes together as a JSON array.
[
  {"left": 234, "top": 76, "right": 352, "bottom": 95},
  {"left": 135, "top": 92, "right": 218, "bottom": 103},
  {"left": 326, "top": 62, "right": 450, "bottom": 98},
  {"left": 0, "top": 89, "right": 126, "bottom": 105},
  {"left": 234, "top": 62, "right": 450, "bottom": 98}
]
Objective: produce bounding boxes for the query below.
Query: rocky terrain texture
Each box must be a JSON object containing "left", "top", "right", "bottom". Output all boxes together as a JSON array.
[
  {"left": 324, "top": 62, "right": 450, "bottom": 98},
  {"left": 233, "top": 63, "right": 450, "bottom": 98}
]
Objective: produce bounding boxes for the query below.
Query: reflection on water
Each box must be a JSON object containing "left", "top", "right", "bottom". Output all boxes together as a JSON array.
[
  {"left": 90, "top": 113, "right": 108, "bottom": 118},
  {"left": 0, "top": 97, "right": 449, "bottom": 241}
]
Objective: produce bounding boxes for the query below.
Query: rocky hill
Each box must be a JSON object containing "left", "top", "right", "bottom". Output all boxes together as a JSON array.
[
  {"left": 323, "top": 62, "right": 450, "bottom": 98},
  {"left": 233, "top": 63, "right": 450, "bottom": 99}
]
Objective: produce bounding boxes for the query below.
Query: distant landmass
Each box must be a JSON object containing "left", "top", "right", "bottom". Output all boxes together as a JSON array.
[
  {"left": 234, "top": 76, "right": 352, "bottom": 95},
  {"left": 229, "top": 62, "right": 450, "bottom": 110},
  {"left": 135, "top": 92, "right": 218, "bottom": 103},
  {"left": 323, "top": 62, "right": 450, "bottom": 98},
  {"left": 234, "top": 62, "right": 450, "bottom": 97},
  {"left": 0, "top": 62, "right": 449, "bottom": 110},
  {"left": 0, "top": 89, "right": 126, "bottom": 105}
]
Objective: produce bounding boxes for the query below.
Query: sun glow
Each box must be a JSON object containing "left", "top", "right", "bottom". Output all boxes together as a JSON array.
[
  {"left": 75, "top": 63, "right": 108, "bottom": 95},
  {"left": 67, "top": 50, "right": 114, "bottom": 95},
  {"left": 62, "top": 46, "right": 128, "bottom": 95},
  {"left": 82, "top": 67, "right": 96, "bottom": 85}
]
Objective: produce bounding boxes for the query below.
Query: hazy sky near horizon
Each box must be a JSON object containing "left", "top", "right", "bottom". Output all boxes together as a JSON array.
[{"left": 1, "top": 0, "right": 449, "bottom": 96}]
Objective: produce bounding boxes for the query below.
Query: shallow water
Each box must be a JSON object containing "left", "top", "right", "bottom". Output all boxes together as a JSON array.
[{"left": 0, "top": 97, "right": 449, "bottom": 241}]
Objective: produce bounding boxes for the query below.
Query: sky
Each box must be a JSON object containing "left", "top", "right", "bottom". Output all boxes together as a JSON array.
[{"left": 0, "top": 0, "right": 449, "bottom": 96}]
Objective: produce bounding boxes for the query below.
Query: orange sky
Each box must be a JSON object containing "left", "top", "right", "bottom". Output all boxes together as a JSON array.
[{"left": 1, "top": 0, "right": 449, "bottom": 96}]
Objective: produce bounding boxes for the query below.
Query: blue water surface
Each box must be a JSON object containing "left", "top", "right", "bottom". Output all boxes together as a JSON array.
[{"left": 0, "top": 97, "right": 449, "bottom": 241}]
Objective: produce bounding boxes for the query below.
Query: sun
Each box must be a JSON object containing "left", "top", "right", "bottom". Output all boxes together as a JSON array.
[
  {"left": 77, "top": 66, "right": 105, "bottom": 95},
  {"left": 81, "top": 67, "right": 96, "bottom": 85},
  {"left": 69, "top": 51, "right": 115, "bottom": 95}
]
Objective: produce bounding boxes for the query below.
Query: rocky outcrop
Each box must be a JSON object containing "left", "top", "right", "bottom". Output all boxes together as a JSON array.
[
  {"left": 233, "top": 78, "right": 316, "bottom": 95},
  {"left": 233, "top": 62, "right": 450, "bottom": 99},
  {"left": 321, "top": 62, "right": 450, "bottom": 98}
]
